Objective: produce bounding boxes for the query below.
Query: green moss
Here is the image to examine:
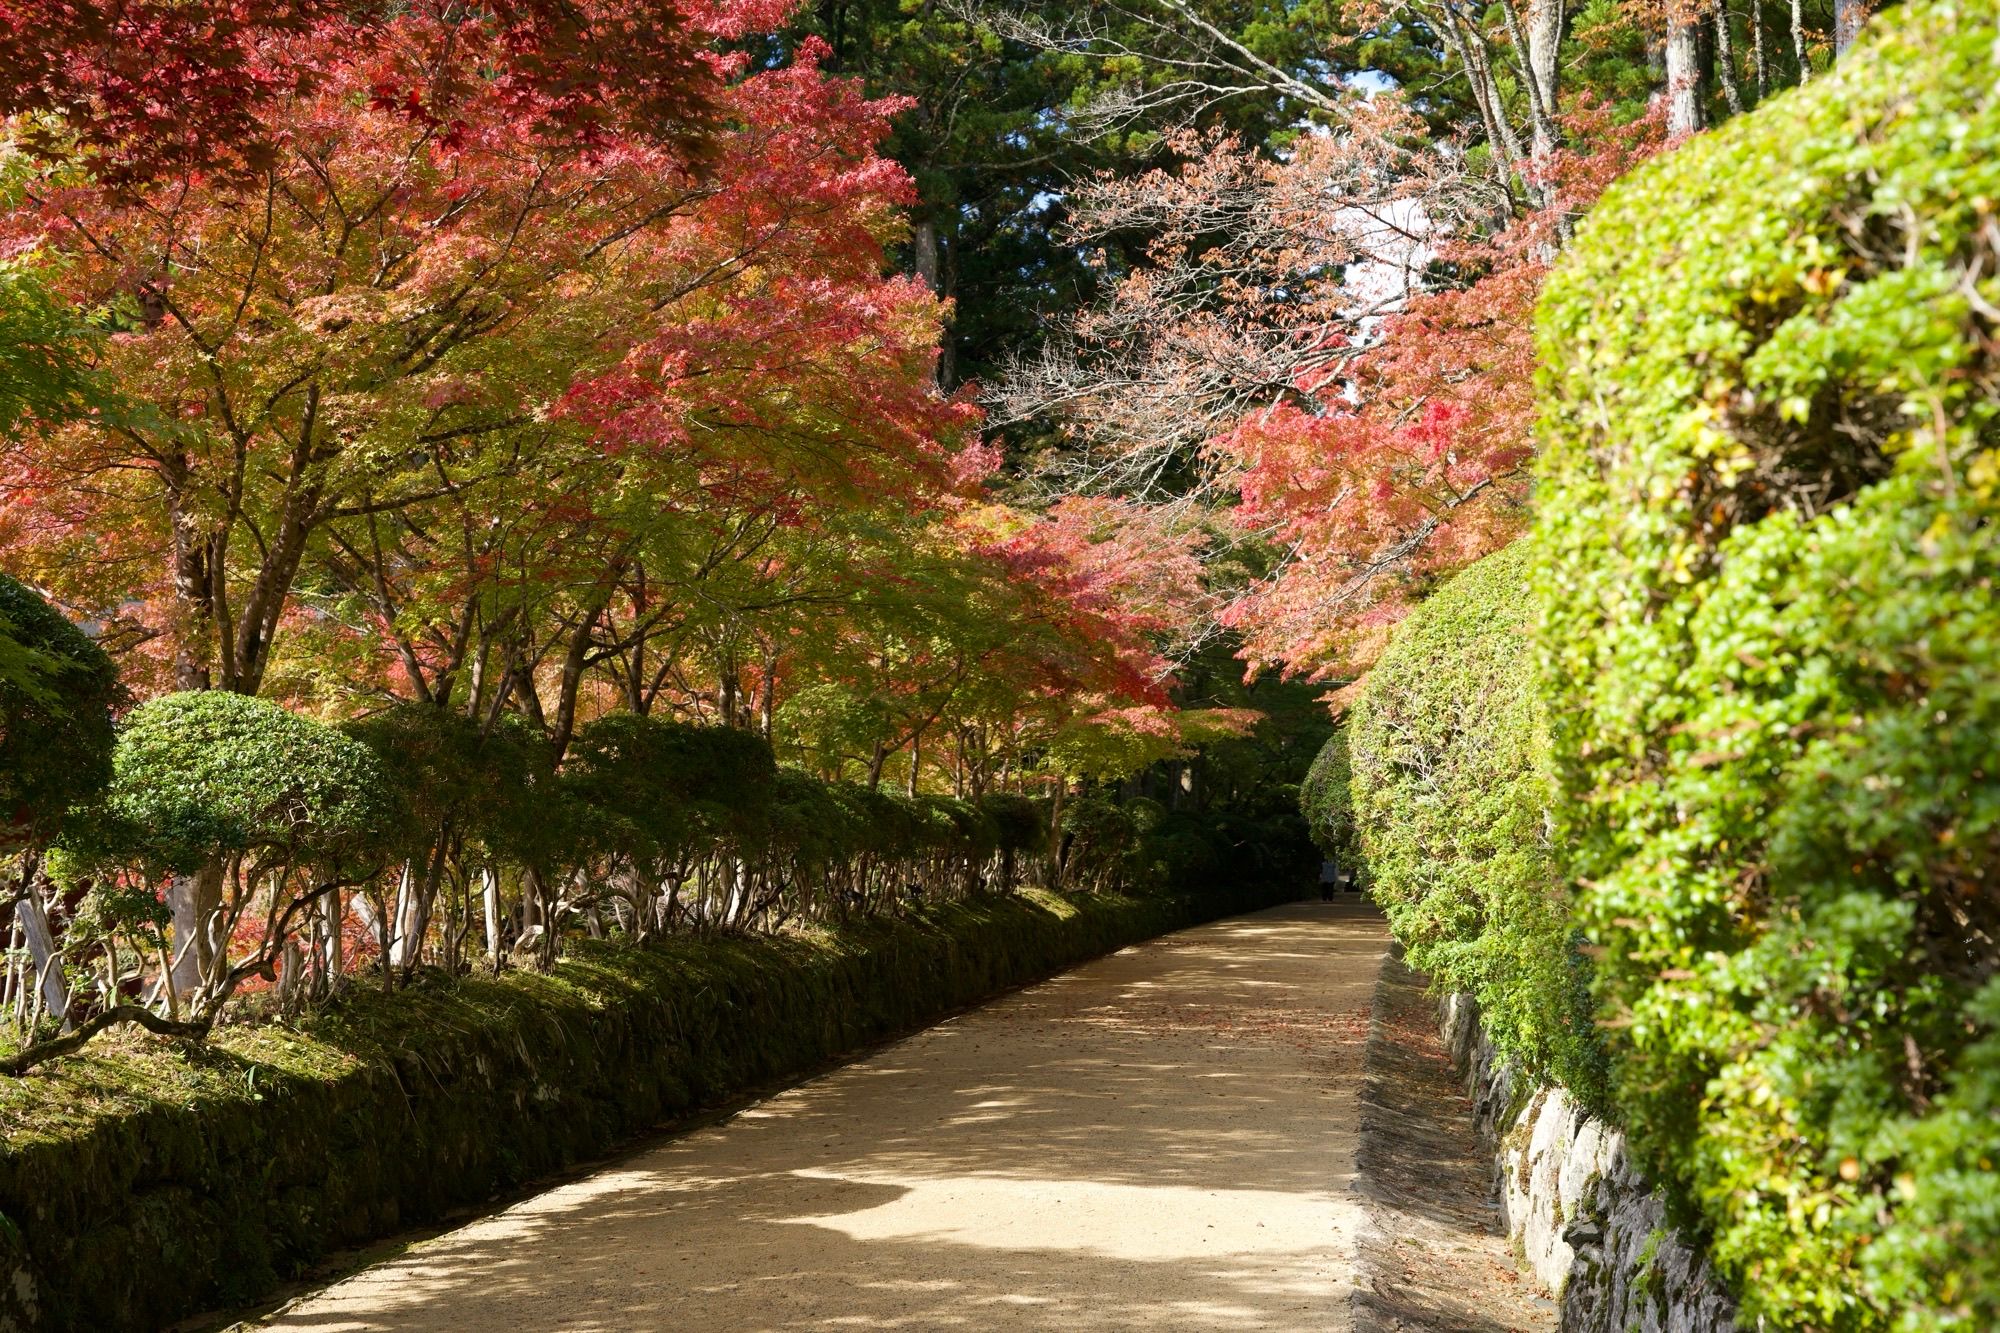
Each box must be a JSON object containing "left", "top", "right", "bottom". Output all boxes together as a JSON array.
[
  {"left": 1631, "top": 1226, "right": 1668, "bottom": 1319},
  {"left": 0, "top": 881, "right": 1293, "bottom": 1331}
]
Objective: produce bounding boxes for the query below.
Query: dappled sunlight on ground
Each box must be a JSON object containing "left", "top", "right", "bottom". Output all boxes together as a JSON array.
[{"left": 253, "top": 902, "right": 1388, "bottom": 1332}]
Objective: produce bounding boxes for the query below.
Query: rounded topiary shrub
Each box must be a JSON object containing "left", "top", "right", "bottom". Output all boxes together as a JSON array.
[
  {"left": 1535, "top": 2, "right": 2000, "bottom": 1324},
  {"left": 83, "top": 691, "right": 394, "bottom": 875},
  {"left": 1346, "top": 541, "right": 1600, "bottom": 1101},
  {"left": 0, "top": 574, "right": 120, "bottom": 849}
]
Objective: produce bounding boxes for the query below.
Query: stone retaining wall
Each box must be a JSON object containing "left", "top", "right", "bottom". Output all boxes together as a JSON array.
[{"left": 1439, "top": 993, "right": 1738, "bottom": 1333}]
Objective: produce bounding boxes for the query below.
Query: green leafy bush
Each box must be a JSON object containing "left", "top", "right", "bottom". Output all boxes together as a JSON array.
[
  {"left": 343, "top": 704, "right": 493, "bottom": 862},
  {"left": 1059, "top": 795, "right": 1136, "bottom": 890},
  {"left": 1535, "top": 3, "right": 2000, "bottom": 1323},
  {"left": 0, "top": 575, "right": 119, "bottom": 850},
  {"left": 1300, "top": 728, "right": 1357, "bottom": 861},
  {"left": 80, "top": 692, "right": 393, "bottom": 877},
  {"left": 979, "top": 793, "right": 1045, "bottom": 854},
  {"left": 564, "top": 714, "right": 782, "bottom": 859},
  {"left": 1346, "top": 543, "right": 1602, "bottom": 1101}
]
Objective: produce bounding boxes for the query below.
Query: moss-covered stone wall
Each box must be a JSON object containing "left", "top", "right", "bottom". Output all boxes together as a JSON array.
[{"left": 0, "top": 883, "right": 1296, "bottom": 1331}]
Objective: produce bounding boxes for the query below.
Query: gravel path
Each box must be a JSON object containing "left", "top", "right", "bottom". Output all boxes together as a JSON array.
[{"left": 249, "top": 901, "right": 1523, "bottom": 1332}]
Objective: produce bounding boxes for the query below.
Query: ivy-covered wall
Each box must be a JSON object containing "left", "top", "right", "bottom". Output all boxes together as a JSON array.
[{"left": 0, "top": 882, "right": 1295, "bottom": 1332}]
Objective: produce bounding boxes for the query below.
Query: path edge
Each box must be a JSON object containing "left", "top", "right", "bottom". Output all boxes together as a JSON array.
[{"left": 5, "top": 881, "right": 1301, "bottom": 1333}]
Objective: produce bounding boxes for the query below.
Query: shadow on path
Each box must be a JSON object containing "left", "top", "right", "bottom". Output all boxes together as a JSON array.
[
  {"left": 1350, "top": 948, "right": 1554, "bottom": 1333},
  {"left": 254, "top": 902, "right": 1390, "bottom": 1332}
]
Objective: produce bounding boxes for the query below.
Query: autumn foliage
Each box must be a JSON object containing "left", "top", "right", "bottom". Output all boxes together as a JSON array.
[
  {"left": 0, "top": 0, "right": 1240, "bottom": 1068},
  {"left": 1005, "top": 98, "right": 1661, "bottom": 683},
  {"left": 0, "top": 0, "right": 1187, "bottom": 778}
]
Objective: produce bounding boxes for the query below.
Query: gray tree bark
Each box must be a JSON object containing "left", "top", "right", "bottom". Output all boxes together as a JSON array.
[
  {"left": 169, "top": 860, "right": 224, "bottom": 998},
  {"left": 18, "top": 892, "right": 71, "bottom": 1030},
  {"left": 1834, "top": 0, "right": 1868, "bottom": 53},
  {"left": 1525, "top": 0, "right": 1565, "bottom": 158},
  {"left": 1714, "top": 2, "right": 1745, "bottom": 114},
  {"left": 1665, "top": 15, "right": 1705, "bottom": 134},
  {"left": 482, "top": 867, "right": 503, "bottom": 964},
  {"left": 321, "top": 886, "right": 343, "bottom": 983},
  {"left": 1752, "top": 0, "right": 1769, "bottom": 100}
]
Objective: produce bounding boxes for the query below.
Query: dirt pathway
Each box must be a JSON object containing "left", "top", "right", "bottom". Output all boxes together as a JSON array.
[
  {"left": 249, "top": 901, "right": 1514, "bottom": 1332},
  {"left": 1350, "top": 952, "right": 1557, "bottom": 1333}
]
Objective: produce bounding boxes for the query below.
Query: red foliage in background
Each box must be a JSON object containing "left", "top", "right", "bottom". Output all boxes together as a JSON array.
[{"left": 0, "top": 0, "right": 728, "bottom": 186}]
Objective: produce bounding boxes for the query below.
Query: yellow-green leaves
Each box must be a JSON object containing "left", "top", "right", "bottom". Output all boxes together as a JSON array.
[{"left": 1534, "top": 1, "right": 2000, "bottom": 1325}]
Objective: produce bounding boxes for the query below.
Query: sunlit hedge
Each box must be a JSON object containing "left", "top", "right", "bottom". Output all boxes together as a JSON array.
[
  {"left": 1535, "top": 1, "right": 2000, "bottom": 1323},
  {"left": 86, "top": 692, "right": 393, "bottom": 878},
  {"left": 1346, "top": 542, "right": 1602, "bottom": 1101}
]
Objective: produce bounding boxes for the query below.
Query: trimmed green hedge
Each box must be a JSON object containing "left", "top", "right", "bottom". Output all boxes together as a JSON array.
[
  {"left": 0, "top": 575, "right": 119, "bottom": 849},
  {"left": 80, "top": 692, "right": 394, "bottom": 877},
  {"left": 1060, "top": 792, "right": 1316, "bottom": 896},
  {"left": 1345, "top": 542, "right": 1602, "bottom": 1102},
  {"left": 1299, "top": 727, "right": 1356, "bottom": 863},
  {"left": 0, "top": 879, "right": 1297, "bottom": 1331},
  {"left": 1536, "top": 2, "right": 2000, "bottom": 1325}
]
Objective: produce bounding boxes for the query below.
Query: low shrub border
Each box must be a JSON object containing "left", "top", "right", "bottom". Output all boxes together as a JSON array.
[{"left": 0, "top": 880, "right": 1298, "bottom": 1331}]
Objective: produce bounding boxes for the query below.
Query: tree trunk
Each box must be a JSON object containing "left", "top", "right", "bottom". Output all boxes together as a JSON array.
[
  {"left": 719, "top": 649, "right": 738, "bottom": 729},
  {"left": 912, "top": 217, "right": 942, "bottom": 295},
  {"left": 169, "top": 860, "right": 224, "bottom": 999},
  {"left": 1526, "top": 0, "right": 1563, "bottom": 135},
  {"left": 1665, "top": 13, "right": 1705, "bottom": 134},
  {"left": 1440, "top": 16, "right": 1526, "bottom": 203},
  {"left": 1791, "top": 0, "right": 1811, "bottom": 84},
  {"left": 1752, "top": 0, "right": 1769, "bottom": 100},
  {"left": 276, "top": 938, "right": 302, "bottom": 1011},
  {"left": 1503, "top": 0, "right": 1564, "bottom": 161},
  {"left": 937, "top": 225, "right": 959, "bottom": 391},
  {"left": 18, "top": 892, "right": 70, "bottom": 1032},
  {"left": 165, "top": 479, "right": 216, "bottom": 692},
  {"left": 353, "top": 890, "right": 394, "bottom": 988},
  {"left": 759, "top": 643, "right": 778, "bottom": 740},
  {"left": 1714, "top": 2, "right": 1744, "bottom": 114},
  {"left": 548, "top": 596, "right": 606, "bottom": 762},
  {"left": 389, "top": 862, "right": 420, "bottom": 969},
  {"left": 1833, "top": 0, "right": 1867, "bottom": 54},
  {"left": 321, "top": 886, "right": 344, "bottom": 987},
  {"left": 1047, "top": 781, "right": 1067, "bottom": 889},
  {"left": 482, "top": 867, "right": 503, "bottom": 965}
]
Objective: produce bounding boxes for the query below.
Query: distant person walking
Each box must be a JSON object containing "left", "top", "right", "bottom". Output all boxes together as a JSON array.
[{"left": 1318, "top": 858, "right": 1339, "bottom": 902}]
